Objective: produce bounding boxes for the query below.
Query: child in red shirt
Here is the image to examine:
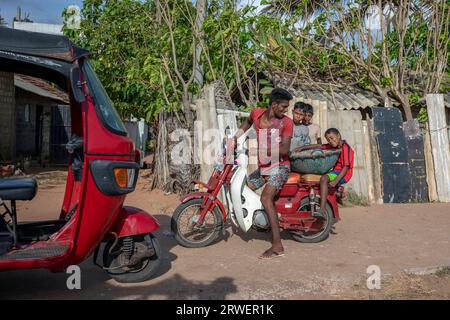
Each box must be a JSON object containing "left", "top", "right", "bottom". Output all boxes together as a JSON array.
[{"left": 296, "top": 128, "right": 354, "bottom": 218}]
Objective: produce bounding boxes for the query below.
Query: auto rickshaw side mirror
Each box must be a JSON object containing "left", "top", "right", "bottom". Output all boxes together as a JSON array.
[{"left": 70, "top": 66, "right": 86, "bottom": 103}]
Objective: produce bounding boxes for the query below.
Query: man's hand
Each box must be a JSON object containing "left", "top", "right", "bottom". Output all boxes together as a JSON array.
[
  {"left": 228, "top": 136, "right": 237, "bottom": 150},
  {"left": 224, "top": 137, "right": 237, "bottom": 164}
]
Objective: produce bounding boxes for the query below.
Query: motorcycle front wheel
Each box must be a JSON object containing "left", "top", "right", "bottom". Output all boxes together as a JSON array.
[{"left": 171, "top": 198, "right": 223, "bottom": 248}]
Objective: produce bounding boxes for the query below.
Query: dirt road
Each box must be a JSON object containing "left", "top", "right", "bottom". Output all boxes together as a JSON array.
[{"left": 1, "top": 170, "right": 450, "bottom": 299}]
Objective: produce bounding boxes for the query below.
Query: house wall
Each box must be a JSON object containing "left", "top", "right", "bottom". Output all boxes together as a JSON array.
[
  {"left": 0, "top": 71, "right": 15, "bottom": 161},
  {"left": 15, "top": 87, "right": 52, "bottom": 161}
]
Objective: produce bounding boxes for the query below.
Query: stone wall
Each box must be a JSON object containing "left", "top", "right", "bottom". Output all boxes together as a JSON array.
[
  {"left": 213, "top": 79, "right": 236, "bottom": 111},
  {"left": 197, "top": 79, "right": 236, "bottom": 111}
]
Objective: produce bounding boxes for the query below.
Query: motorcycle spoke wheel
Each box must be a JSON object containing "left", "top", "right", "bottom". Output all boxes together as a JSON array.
[
  {"left": 290, "top": 198, "right": 333, "bottom": 243},
  {"left": 177, "top": 205, "right": 219, "bottom": 243}
]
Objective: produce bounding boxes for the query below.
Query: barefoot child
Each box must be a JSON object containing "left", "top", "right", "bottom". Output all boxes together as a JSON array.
[{"left": 295, "top": 128, "right": 354, "bottom": 218}]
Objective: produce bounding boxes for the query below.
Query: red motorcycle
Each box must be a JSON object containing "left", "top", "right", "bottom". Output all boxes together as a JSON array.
[{"left": 171, "top": 135, "right": 344, "bottom": 248}]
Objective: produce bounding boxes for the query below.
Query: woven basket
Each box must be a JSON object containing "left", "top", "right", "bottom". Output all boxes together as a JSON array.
[{"left": 289, "top": 148, "right": 341, "bottom": 174}]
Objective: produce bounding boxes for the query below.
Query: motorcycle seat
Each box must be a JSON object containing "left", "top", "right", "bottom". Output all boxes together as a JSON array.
[
  {"left": 286, "top": 172, "right": 301, "bottom": 184},
  {"left": 300, "top": 174, "right": 322, "bottom": 184},
  {"left": 0, "top": 178, "right": 37, "bottom": 201}
]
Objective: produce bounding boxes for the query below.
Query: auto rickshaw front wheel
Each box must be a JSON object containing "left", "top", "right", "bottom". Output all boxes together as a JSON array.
[{"left": 103, "top": 233, "right": 162, "bottom": 283}]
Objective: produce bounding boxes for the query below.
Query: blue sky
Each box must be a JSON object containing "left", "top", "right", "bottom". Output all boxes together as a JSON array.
[
  {"left": 0, "top": 0, "right": 264, "bottom": 26},
  {"left": 0, "top": 0, "right": 84, "bottom": 26}
]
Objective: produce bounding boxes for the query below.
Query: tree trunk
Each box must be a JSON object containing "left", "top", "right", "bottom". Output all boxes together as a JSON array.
[
  {"left": 182, "top": 89, "right": 194, "bottom": 128},
  {"left": 151, "top": 111, "right": 199, "bottom": 195},
  {"left": 390, "top": 89, "right": 413, "bottom": 120},
  {"left": 194, "top": 0, "right": 207, "bottom": 87},
  {"left": 400, "top": 96, "right": 413, "bottom": 121}
]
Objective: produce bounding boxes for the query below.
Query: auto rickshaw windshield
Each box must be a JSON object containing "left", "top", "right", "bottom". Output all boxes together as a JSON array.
[{"left": 82, "top": 61, "right": 128, "bottom": 136}]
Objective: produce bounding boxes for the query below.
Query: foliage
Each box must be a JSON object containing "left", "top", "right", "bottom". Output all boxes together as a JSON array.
[
  {"left": 253, "top": 0, "right": 450, "bottom": 120},
  {"left": 416, "top": 107, "right": 428, "bottom": 124},
  {"left": 63, "top": 0, "right": 263, "bottom": 119},
  {"left": 62, "top": 0, "right": 450, "bottom": 122},
  {"left": 344, "top": 190, "right": 369, "bottom": 207},
  {"left": 64, "top": 0, "right": 166, "bottom": 119}
]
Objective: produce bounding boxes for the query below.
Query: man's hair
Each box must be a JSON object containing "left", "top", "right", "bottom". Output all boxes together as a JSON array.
[
  {"left": 325, "top": 128, "right": 340, "bottom": 136},
  {"left": 301, "top": 102, "right": 314, "bottom": 114},
  {"left": 294, "top": 101, "right": 313, "bottom": 112},
  {"left": 269, "top": 88, "right": 293, "bottom": 106}
]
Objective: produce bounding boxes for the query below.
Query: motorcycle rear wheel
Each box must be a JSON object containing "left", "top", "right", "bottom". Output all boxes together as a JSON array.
[
  {"left": 290, "top": 197, "right": 333, "bottom": 243},
  {"left": 171, "top": 198, "right": 223, "bottom": 248}
]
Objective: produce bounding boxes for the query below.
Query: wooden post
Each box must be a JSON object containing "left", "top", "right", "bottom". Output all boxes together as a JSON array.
[
  {"left": 423, "top": 122, "right": 438, "bottom": 202},
  {"left": 367, "top": 118, "right": 383, "bottom": 204},
  {"left": 426, "top": 94, "right": 450, "bottom": 202},
  {"left": 362, "top": 120, "right": 375, "bottom": 204},
  {"left": 194, "top": 99, "right": 211, "bottom": 183}
]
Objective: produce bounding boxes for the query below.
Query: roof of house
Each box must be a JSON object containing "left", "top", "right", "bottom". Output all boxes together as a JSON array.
[
  {"left": 292, "top": 83, "right": 382, "bottom": 111},
  {"left": 269, "top": 71, "right": 450, "bottom": 111},
  {"left": 267, "top": 72, "right": 382, "bottom": 110},
  {"left": 14, "top": 74, "right": 69, "bottom": 104}
]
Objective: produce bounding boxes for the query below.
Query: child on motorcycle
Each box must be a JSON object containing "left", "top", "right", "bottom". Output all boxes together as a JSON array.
[
  {"left": 290, "top": 102, "right": 311, "bottom": 152},
  {"left": 301, "top": 103, "right": 322, "bottom": 144},
  {"left": 229, "top": 88, "right": 294, "bottom": 259},
  {"left": 295, "top": 128, "right": 354, "bottom": 218}
]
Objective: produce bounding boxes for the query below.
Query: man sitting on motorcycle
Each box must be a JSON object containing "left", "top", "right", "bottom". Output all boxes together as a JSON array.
[
  {"left": 230, "top": 88, "right": 294, "bottom": 259},
  {"left": 295, "top": 128, "right": 354, "bottom": 218}
]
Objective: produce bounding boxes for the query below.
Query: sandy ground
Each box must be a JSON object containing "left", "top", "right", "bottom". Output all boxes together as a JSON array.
[{"left": 1, "top": 168, "right": 450, "bottom": 299}]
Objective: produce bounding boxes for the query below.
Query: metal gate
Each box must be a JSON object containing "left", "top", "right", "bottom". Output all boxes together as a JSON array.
[
  {"left": 50, "top": 105, "right": 71, "bottom": 164},
  {"left": 404, "top": 120, "right": 429, "bottom": 202},
  {"left": 372, "top": 107, "right": 411, "bottom": 203}
]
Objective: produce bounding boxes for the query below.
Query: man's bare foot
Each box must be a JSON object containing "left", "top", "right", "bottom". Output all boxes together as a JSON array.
[{"left": 258, "top": 248, "right": 285, "bottom": 260}]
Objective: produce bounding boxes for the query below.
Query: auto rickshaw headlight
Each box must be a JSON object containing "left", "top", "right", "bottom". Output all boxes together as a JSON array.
[
  {"left": 114, "top": 168, "right": 128, "bottom": 188},
  {"left": 114, "top": 168, "right": 135, "bottom": 189},
  {"left": 90, "top": 160, "right": 139, "bottom": 195}
]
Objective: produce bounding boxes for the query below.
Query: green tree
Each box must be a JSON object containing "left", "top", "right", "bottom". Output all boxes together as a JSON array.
[
  {"left": 254, "top": 0, "right": 450, "bottom": 120},
  {"left": 62, "top": 0, "right": 262, "bottom": 193}
]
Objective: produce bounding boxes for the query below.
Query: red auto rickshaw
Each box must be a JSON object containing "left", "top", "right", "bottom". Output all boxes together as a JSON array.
[{"left": 0, "top": 28, "right": 161, "bottom": 283}]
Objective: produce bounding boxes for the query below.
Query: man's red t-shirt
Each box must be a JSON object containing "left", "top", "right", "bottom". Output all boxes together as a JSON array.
[
  {"left": 321, "top": 141, "right": 354, "bottom": 182},
  {"left": 249, "top": 108, "right": 293, "bottom": 171}
]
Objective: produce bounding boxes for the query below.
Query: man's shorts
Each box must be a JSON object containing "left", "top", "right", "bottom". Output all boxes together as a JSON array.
[
  {"left": 326, "top": 170, "right": 347, "bottom": 186},
  {"left": 248, "top": 165, "right": 290, "bottom": 193}
]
